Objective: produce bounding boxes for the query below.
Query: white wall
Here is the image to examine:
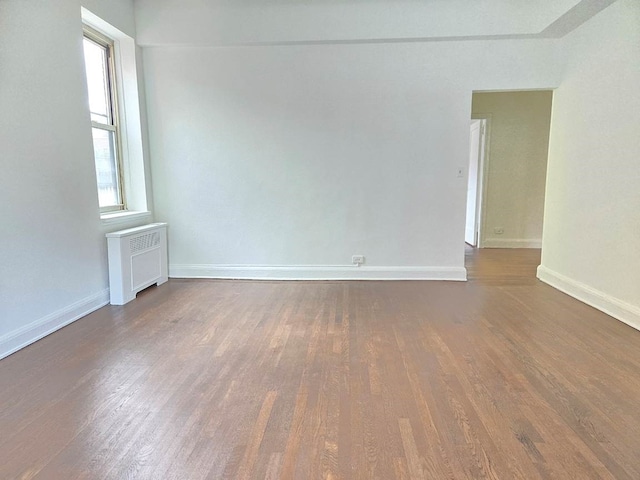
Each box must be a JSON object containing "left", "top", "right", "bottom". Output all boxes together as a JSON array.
[
  {"left": 0, "top": 0, "right": 151, "bottom": 359},
  {"left": 539, "top": 0, "right": 640, "bottom": 329},
  {"left": 143, "top": 40, "right": 560, "bottom": 279},
  {"left": 82, "top": 0, "right": 136, "bottom": 37},
  {"left": 472, "top": 91, "right": 553, "bottom": 248}
]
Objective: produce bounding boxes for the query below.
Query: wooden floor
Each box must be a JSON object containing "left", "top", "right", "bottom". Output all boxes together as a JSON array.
[{"left": 1, "top": 248, "right": 640, "bottom": 479}]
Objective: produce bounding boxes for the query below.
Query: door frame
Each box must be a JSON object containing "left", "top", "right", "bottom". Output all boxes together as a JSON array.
[{"left": 469, "top": 114, "right": 491, "bottom": 248}]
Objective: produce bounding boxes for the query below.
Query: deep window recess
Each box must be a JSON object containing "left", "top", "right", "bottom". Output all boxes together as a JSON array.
[{"left": 82, "top": 27, "right": 124, "bottom": 212}]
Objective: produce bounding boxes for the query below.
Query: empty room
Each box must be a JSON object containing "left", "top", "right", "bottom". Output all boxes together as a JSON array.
[{"left": 1, "top": 0, "right": 639, "bottom": 478}]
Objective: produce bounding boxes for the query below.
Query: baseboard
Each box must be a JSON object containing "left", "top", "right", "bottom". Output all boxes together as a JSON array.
[
  {"left": 170, "top": 264, "right": 468, "bottom": 281},
  {"left": 482, "top": 238, "right": 542, "bottom": 248},
  {"left": 537, "top": 265, "right": 640, "bottom": 332},
  {"left": 0, "top": 289, "right": 110, "bottom": 361}
]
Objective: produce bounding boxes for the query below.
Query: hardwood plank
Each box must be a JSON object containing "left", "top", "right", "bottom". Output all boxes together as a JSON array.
[
  {"left": 398, "top": 418, "right": 425, "bottom": 480},
  {"left": 235, "top": 391, "right": 278, "bottom": 480}
]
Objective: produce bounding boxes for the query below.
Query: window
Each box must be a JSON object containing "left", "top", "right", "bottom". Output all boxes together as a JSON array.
[
  {"left": 82, "top": 27, "right": 124, "bottom": 212},
  {"left": 81, "top": 8, "right": 150, "bottom": 224}
]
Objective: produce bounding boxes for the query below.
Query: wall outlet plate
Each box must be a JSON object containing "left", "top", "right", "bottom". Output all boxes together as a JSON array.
[{"left": 352, "top": 255, "right": 365, "bottom": 265}]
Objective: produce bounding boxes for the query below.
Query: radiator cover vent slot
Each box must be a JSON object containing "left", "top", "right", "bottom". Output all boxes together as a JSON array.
[{"left": 130, "top": 232, "right": 160, "bottom": 253}]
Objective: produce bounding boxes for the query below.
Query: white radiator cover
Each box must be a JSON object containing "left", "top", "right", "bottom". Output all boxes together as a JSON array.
[{"left": 106, "top": 223, "right": 168, "bottom": 305}]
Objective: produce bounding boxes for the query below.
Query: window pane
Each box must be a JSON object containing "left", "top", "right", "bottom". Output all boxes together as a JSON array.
[
  {"left": 83, "top": 38, "right": 111, "bottom": 124},
  {"left": 91, "top": 127, "right": 121, "bottom": 207}
]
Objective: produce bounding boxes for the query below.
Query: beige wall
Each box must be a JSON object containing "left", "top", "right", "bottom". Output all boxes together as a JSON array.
[{"left": 472, "top": 91, "right": 553, "bottom": 248}]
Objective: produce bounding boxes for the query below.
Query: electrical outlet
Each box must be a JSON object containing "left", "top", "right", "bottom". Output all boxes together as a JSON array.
[
  {"left": 352, "top": 255, "right": 365, "bottom": 266},
  {"left": 494, "top": 227, "right": 504, "bottom": 235}
]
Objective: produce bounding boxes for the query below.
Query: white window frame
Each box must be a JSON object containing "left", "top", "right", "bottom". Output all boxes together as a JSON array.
[
  {"left": 82, "top": 8, "right": 151, "bottom": 225},
  {"left": 83, "top": 25, "right": 126, "bottom": 213}
]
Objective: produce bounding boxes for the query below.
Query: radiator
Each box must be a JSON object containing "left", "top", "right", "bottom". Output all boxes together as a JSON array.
[{"left": 106, "top": 223, "right": 168, "bottom": 305}]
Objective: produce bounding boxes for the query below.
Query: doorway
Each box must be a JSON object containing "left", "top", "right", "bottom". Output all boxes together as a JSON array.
[
  {"left": 466, "top": 90, "right": 553, "bottom": 250},
  {"left": 464, "top": 90, "right": 553, "bottom": 280},
  {"left": 465, "top": 118, "right": 487, "bottom": 247}
]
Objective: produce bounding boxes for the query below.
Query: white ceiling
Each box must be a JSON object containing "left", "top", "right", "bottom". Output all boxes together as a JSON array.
[{"left": 134, "top": 0, "right": 618, "bottom": 46}]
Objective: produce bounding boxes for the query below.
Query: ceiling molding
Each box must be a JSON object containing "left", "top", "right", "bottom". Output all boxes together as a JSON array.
[
  {"left": 539, "top": 0, "right": 618, "bottom": 37},
  {"left": 136, "top": 0, "right": 620, "bottom": 48}
]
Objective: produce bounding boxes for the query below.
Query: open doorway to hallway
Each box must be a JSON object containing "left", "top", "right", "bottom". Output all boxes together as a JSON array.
[{"left": 465, "top": 90, "right": 553, "bottom": 278}]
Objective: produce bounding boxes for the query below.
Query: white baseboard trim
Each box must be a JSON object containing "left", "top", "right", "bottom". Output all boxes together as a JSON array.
[
  {"left": 170, "top": 264, "right": 467, "bottom": 281},
  {"left": 537, "top": 265, "right": 640, "bottom": 332},
  {"left": 482, "top": 238, "right": 542, "bottom": 248},
  {"left": 0, "top": 289, "right": 110, "bottom": 361}
]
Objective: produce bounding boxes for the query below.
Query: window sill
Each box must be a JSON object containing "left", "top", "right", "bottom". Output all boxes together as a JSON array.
[{"left": 101, "top": 210, "right": 152, "bottom": 227}]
